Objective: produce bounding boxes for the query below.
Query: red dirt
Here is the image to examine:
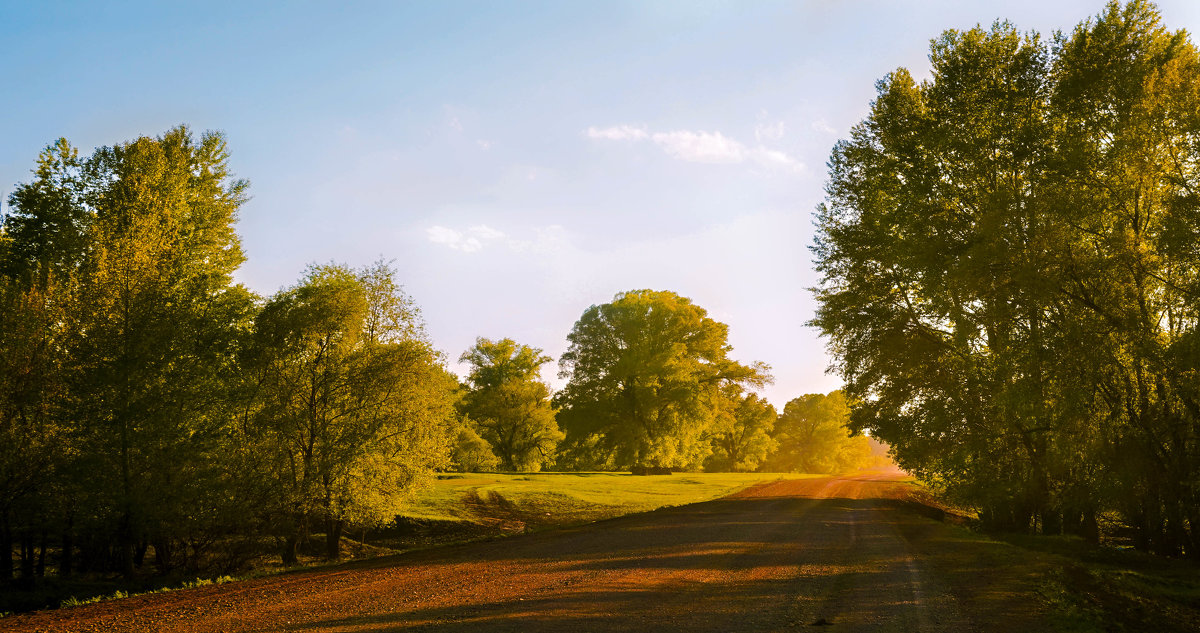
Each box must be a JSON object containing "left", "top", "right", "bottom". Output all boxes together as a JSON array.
[{"left": 1, "top": 472, "right": 1053, "bottom": 632}]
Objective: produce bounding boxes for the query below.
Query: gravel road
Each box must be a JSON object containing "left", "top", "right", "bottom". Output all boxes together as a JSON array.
[{"left": 3, "top": 472, "right": 1050, "bottom": 632}]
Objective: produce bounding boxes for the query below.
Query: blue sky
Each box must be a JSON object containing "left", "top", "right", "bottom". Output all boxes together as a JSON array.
[{"left": 5, "top": 1, "right": 1200, "bottom": 406}]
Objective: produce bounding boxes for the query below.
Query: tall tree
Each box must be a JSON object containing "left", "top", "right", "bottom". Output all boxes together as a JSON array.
[
  {"left": 0, "top": 276, "right": 69, "bottom": 584},
  {"left": 555, "top": 289, "right": 769, "bottom": 470},
  {"left": 813, "top": 1, "right": 1200, "bottom": 553},
  {"left": 245, "top": 262, "right": 456, "bottom": 562},
  {"left": 459, "top": 338, "right": 562, "bottom": 472},
  {"left": 3, "top": 126, "right": 254, "bottom": 578}
]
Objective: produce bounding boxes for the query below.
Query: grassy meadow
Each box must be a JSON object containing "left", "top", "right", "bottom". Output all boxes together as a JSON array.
[{"left": 393, "top": 472, "right": 819, "bottom": 538}]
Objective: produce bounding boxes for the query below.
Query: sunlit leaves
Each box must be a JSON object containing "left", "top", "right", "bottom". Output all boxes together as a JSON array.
[
  {"left": 459, "top": 338, "right": 562, "bottom": 472},
  {"left": 555, "top": 289, "right": 770, "bottom": 470},
  {"left": 813, "top": 1, "right": 1200, "bottom": 551}
]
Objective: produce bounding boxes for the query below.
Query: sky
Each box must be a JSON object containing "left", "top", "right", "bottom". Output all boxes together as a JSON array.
[{"left": 5, "top": 0, "right": 1200, "bottom": 408}]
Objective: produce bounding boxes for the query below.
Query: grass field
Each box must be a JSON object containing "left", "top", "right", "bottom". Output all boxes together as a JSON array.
[{"left": 396, "top": 471, "right": 819, "bottom": 531}]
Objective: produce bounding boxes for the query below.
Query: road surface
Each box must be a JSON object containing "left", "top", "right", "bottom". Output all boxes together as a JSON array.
[{"left": 4, "top": 472, "right": 1050, "bottom": 632}]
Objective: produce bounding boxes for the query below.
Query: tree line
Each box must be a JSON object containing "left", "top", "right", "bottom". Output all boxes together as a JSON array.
[
  {"left": 0, "top": 130, "right": 459, "bottom": 584},
  {"left": 0, "top": 129, "right": 869, "bottom": 589},
  {"left": 813, "top": 0, "right": 1200, "bottom": 557}
]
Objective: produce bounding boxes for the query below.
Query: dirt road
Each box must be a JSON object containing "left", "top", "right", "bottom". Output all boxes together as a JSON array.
[{"left": 3, "top": 472, "right": 1052, "bottom": 632}]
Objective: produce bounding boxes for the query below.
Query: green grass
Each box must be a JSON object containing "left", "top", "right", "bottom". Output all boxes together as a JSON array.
[{"left": 400, "top": 471, "right": 818, "bottom": 527}]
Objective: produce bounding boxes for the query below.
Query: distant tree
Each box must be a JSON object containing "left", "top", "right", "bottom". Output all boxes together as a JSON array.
[
  {"left": 706, "top": 390, "right": 777, "bottom": 472},
  {"left": 450, "top": 424, "right": 501, "bottom": 473},
  {"left": 555, "top": 289, "right": 770, "bottom": 470},
  {"left": 245, "top": 262, "right": 456, "bottom": 562},
  {"left": 459, "top": 338, "right": 561, "bottom": 472},
  {"left": 762, "top": 392, "right": 871, "bottom": 474}
]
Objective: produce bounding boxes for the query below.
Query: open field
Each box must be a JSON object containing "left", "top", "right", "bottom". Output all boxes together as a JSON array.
[{"left": 398, "top": 471, "right": 821, "bottom": 527}]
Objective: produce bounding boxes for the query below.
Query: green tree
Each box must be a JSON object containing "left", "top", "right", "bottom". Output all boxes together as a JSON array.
[
  {"left": 762, "top": 392, "right": 871, "bottom": 474},
  {"left": 0, "top": 276, "right": 69, "bottom": 584},
  {"left": 459, "top": 338, "right": 562, "bottom": 472},
  {"left": 812, "top": 1, "right": 1200, "bottom": 553},
  {"left": 245, "top": 262, "right": 456, "bottom": 562},
  {"left": 3, "top": 127, "right": 254, "bottom": 578},
  {"left": 2, "top": 139, "right": 90, "bottom": 283},
  {"left": 555, "top": 289, "right": 769, "bottom": 470},
  {"left": 706, "top": 390, "right": 777, "bottom": 472},
  {"left": 450, "top": 424, "right": 501, "bottom": 473}
]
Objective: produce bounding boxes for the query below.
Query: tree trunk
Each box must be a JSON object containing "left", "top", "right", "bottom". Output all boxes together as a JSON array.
[
  {"left": 18, "top": 532, "right": 35, "bottom": 590},
  {"left": 325, "top": 518, "right": 344, "bottom": 560},
  {"left": 282, "top": 533, "right": 300, "bottom": 566},
  {"left": 1042, "top": 508, "right": 1063, "bottom": 536},
  {"left": 1082, "top": 508, "right": 1099, "bottom": 546},
  {"left": 118, "top": 512, "right": 135, "bottom": 579},
  {"left": 134, "top": 539, "right": 148, "bottom": 569},
  {"left": 1, "top": 509, "right": 11, "bottom": 581},
  {"left": 153, "top": 538, "right": 173, "bottom": 574},
  {"left": 59, "top": 516, "right": 73, "bottom": 577},
  {"left": 36, "top": 530, "right": 46, "bottom": 577}
]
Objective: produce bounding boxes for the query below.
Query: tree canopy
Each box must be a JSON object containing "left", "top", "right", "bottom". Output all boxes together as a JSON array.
[
  {"left": 458, "top": 337, "right": 562, "bottom": 472},
  {"left": 706, "top": 390, "right": 777, "bottom": 473},
  {"left": 761, "top": 392, "right": 872, "bottom": 475},
  {"left": 812, "top": 0, "right": 1200, "bottom": 555},
  {"left": 555, "top": 289, "right": 770, "bottom": 470},
  {"left": 243, "top": 262, "right": 456, "bottom": 562},
  {"left": 0, "top": 128, "right": 462, "bottom": 586}
]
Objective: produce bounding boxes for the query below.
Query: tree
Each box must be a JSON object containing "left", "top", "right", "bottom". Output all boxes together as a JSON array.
[
  {"left": 450, "top": 424, "right": 501, "bottom": 473},
  {"left": 0, "top": 276, "right": 69, "bottom": 584},
  {"left": 762, "top": 392, "right": 871, "bottom": 474},
  {"left": 706, "top": 390, "right": 777, "bottom": 472},
  {"left": 555, "top": 289, "right": 770, "bottom": 470},
  {"left": 3, "top": 126, "right": 254, "bottom": 578},
  {"left": 458, "top": 338, "right": 562, "bottom": 471},
  {"left": 244, "top": 262, "right": 456, "bottom": 562},
  {"left": 812, "top": 1, "right": 1200, "bottom": 553}
]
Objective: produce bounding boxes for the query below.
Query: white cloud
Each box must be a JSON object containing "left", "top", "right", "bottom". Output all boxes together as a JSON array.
[
  {"left": 477, "top": 139, "right": 492, "bottom": 150},
  {"left": 467, "top": 224, "right": 505, "bottom": 241},
  {"left": 426, "top": 224, "right": 506, "bottom": 252},
  {"left": 754, "top": 120, "right": 786, "bottom": 143},
  {"left": 753, "top": 147, "right": 802, "bottom": 171},
  {"left": 585, "top": 125, "right": 648, "bottom": 141},
  {"left": 587, "top": 122, "right": 803, "bottom": 173},
  {"left": 651, "top": 130, "right": 747, "bottom": 163},
  {"left": 427, "top": 223, "right": 568, "bottom": 254},
  {"left": 811, "top": 119, "right": 837, "bottom": 135}
]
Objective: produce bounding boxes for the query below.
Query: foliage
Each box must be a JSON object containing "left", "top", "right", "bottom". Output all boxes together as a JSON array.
[
  {"left": 243, "top": 262, "right": 457, "bottom": 561},
  {"left": 761, "top": 391, "right": 872, "bottom": 474},
  {"left": 458, "top": 338, "right": 562, "bottom": 471},
  {"left": 0, "top": 128, "right": 460, "bottom": 585},
  {"left": 449, "top": 425, "right": 501, "bottom": 473},
  {"left": 812, "top": 0, "right": 1200, "bottom": 554},
  {"left": 2, "top": 126, "right": 255, "bottom": 578},
  {"left": 706, "top": 391, "right": 777, "bottom": 472},
  {"left": 555, "top": 289, "right": 770, "bottom": 470}
]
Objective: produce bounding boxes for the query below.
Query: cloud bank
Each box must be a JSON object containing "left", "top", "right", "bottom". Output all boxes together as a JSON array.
[{"left": 586, "top": 124, "right": 802, "bottom": 172}]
